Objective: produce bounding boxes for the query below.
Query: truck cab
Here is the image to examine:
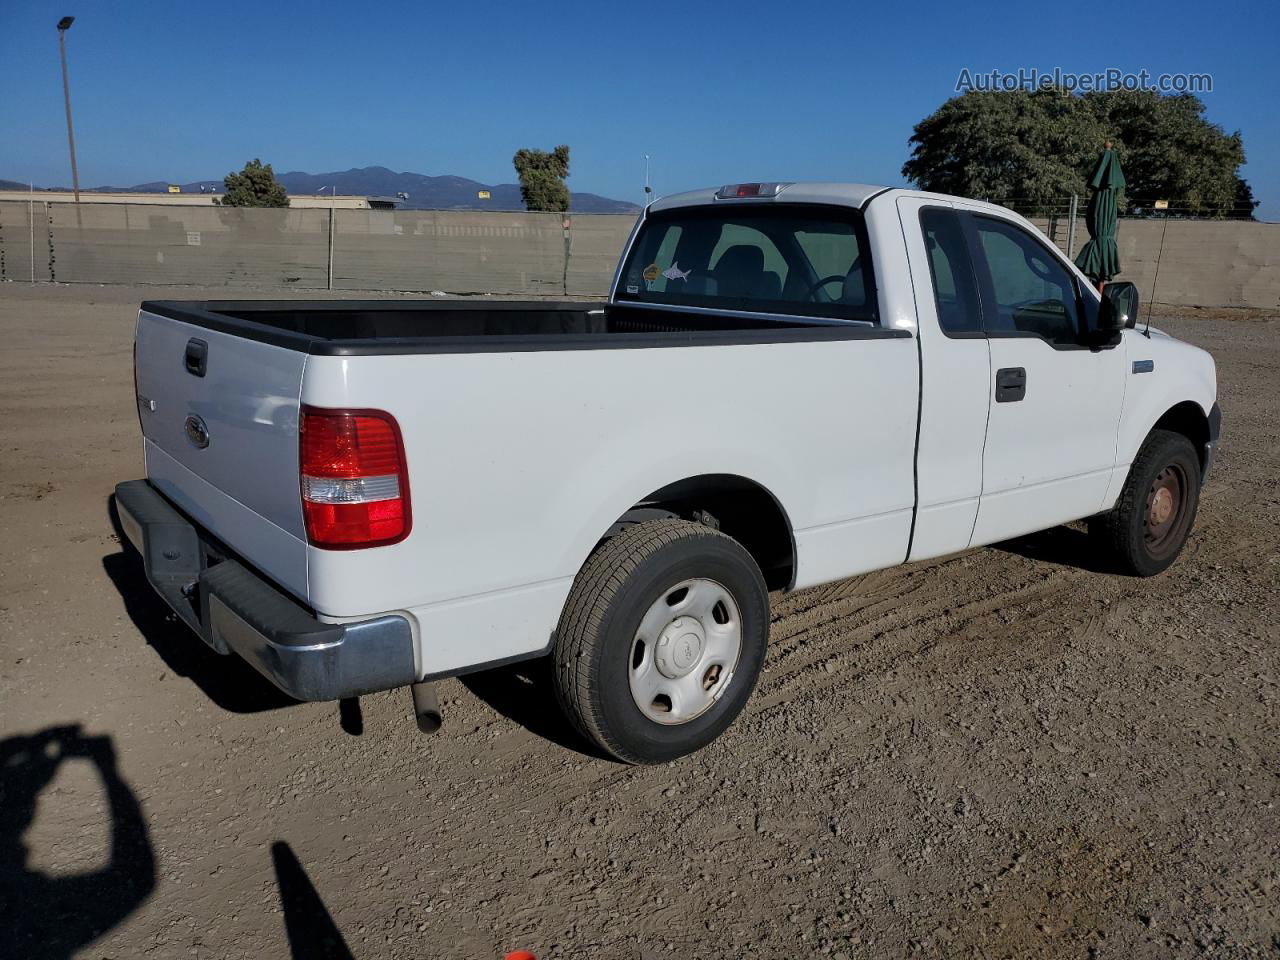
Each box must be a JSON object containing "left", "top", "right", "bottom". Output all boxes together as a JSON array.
[{"left": 619, "top": 183, "right": 1216, "bottom": 564}]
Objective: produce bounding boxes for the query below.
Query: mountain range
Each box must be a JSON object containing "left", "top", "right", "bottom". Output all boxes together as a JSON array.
[{"left": 0, "top": 166, "right": 639, "bottom": 213}]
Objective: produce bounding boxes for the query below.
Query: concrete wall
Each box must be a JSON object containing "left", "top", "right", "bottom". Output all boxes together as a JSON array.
[
  {"left": 334, "top": 210, "right": 568, "bottom": 295},
  {"left": 0, "top": 200, "right": 636, "bottom": 297},
  {"left": 1112, "top": 220, "right": 1279, "bottom": 310},
  {"left": 0, "top": 190, "right": 381, "bottom": 209},
  {"left": 0, "top": 200, "right": 1274, "bottom": 307},
  {"left": 0, "top": 201, "right": 331, "bottom": 287},
  {"left": 1029, "top": 215, "right": 1280, "bottom": 309}
]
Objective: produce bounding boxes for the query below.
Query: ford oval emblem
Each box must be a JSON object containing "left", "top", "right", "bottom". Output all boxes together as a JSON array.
[{"left": 184, "top": 414, "right": 210, "bottom": 449}]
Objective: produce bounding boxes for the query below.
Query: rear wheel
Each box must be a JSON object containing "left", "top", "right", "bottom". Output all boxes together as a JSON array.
[
  {"left": 553, "top": 519, "right": 769, "bottom": 764},
  {"left": 1090, "top": 429, "right": 1201, "bottom": 576}
]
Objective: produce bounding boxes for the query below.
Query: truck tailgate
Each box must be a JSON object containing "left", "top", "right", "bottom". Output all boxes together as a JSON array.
[{"left": 133, "top": 309, "right": 309, "bottom": 601}]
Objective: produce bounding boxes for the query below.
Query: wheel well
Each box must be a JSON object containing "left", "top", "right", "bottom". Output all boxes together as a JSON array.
[
  {"left": 1152, "top": 401, "right": 1210, "bottom": 469},
  {"left": 616, "top": 474, "right": 796, "bottom": 591}
]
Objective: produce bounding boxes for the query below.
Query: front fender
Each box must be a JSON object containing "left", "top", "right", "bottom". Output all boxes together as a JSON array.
[{"left": 1116, "top": 330, "right": 1217, "bottom": 471}]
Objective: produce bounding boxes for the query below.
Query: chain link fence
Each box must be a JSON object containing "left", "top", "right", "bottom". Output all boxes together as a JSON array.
[{"left": 1, "top": 197, "right": 1276, "bottom": 307}]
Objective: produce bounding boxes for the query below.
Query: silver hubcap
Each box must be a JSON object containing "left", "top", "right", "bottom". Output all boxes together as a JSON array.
[{"left": 628, "top": 578, "right": 742, "bottom": 725}]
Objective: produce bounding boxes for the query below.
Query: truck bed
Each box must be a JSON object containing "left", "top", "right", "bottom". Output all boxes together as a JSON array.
[{"left": 140, "top": 300, "right": 902, "bottom": 355}]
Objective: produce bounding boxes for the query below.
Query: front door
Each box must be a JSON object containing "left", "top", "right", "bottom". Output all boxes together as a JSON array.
[{"left": 963, "top": 210, "right": 1127, "bottom": 546}]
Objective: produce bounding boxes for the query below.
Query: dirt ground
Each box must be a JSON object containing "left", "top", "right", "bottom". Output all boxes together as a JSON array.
[{"left": 1, "top": 283, "right": 1277, "bottom": 960}]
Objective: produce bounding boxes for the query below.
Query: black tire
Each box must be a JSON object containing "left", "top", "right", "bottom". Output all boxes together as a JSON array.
[
  {"left": 553, "top": 519, "right": 769, "bottom": 764},
  {"left": 1090, "top": 429, "right": 1201, "bottom": 576}
]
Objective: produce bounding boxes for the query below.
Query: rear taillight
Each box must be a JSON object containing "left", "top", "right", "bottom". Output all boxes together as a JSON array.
[{"left": 300, "top": 405, "right": 410, "bottom": 549}]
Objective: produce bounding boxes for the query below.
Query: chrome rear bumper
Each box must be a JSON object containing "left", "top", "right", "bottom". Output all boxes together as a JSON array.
[{"left": 114, "top": 479, "right": 416, "bottom": 701}]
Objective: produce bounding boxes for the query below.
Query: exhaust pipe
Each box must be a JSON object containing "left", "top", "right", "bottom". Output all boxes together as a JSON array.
[{"left": 409, "top": 681, "right": 442, "bottom": 734}]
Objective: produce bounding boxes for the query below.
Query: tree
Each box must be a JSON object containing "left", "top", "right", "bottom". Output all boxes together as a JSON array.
[
  {"left": 902, "top": 90, "right": 1251, "bottom": 217},
  {"left": 1233, "top": 177, "right": 1260, "bottom": 220},
  {"left": 512, "top": 145, "right": 570, "bottom": 212},
  {"left": 215, "top": 158, "right": 289, "bottom": 207}
]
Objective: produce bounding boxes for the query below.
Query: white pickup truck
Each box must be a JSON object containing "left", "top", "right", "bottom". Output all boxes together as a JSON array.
[{"left": 116, "top": 181, "right": 1220, "bottom": 763}]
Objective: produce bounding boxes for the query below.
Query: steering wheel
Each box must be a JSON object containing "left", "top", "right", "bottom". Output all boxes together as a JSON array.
[{"left": 803, "top": 274, "right": 846, "bottom": 301}]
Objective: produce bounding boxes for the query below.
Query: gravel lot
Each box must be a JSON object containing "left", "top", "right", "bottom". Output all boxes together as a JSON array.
[{"left": 1, "top": 284, "right": 1276, "bottom": 960}]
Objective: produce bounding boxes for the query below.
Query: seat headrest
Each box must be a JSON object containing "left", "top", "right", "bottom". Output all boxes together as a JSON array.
[
  {"left": 713, "top": 245, "right": 770, "bottom": 299},
  {"left": 716, "top": 245, "right": 766, "bottom": 277}
]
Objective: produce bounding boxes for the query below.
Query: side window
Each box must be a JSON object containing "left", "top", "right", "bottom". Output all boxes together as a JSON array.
[
  {"left": 795, "top": 226, "right": 858, "bottom": 286},
  {"left": 919, "top": 208, "right": 981, "bottom": 335},
  {"left": 971, "top": 216, "right": 1079, "bottom": 344},
  {"left": 794, "top": 222, "right": 866, "bottom": 307}
]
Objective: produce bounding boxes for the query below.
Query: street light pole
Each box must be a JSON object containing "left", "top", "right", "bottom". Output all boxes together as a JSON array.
[{"left": 57, "top": 16, "right": 80, "bottom": 203}]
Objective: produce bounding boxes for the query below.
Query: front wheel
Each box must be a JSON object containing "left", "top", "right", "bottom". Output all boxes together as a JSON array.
[
  {"left": 553, "top": 519, "right": 769, "bottom": 764},
  {"left": 1089, "top": 429, "right": 1202, "bottom": 576}
]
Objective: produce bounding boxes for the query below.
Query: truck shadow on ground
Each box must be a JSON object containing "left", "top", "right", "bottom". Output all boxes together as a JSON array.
[
  {"left": 103, "top": 498, "right": 297, "bottom": 714},
  {"left": 461, "top": 659, "right": 611, "bottom": 761},
  {"left": 993, "top": 524, "right": 1119, "bottom": 575},
  {"left": 0, "top": 726, "right": 156, "bottom": 960}
]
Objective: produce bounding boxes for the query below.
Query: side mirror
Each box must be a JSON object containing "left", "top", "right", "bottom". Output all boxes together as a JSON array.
[{"left": 1099, "top": 282, "right": 1139, "bottom": 331}]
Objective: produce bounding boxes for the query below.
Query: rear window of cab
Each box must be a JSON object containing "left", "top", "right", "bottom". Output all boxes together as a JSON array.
[{"left": 616, "top": 205, "right": 878, "bottom": 324}]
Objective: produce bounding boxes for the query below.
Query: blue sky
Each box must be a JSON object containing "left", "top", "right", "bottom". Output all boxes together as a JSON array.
[{"left": 3, "top": 0, "right": 1277, "bottom": 218}]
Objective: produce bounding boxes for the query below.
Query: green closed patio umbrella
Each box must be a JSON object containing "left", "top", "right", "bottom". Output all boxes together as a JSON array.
[{"left": 1074, "top": 141, "right": 1125, "bottom": 288}]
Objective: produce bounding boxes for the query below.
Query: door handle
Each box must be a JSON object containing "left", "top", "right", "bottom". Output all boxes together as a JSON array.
[
  {"left": 995, "top": 366, "right": 1026, "bottom": 403},
  {"left": 184, "top": 338, "right": 208, "bottom": 377}
]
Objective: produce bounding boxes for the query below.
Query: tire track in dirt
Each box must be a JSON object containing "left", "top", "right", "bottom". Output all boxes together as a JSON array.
[{"left": 756, "top": 556, "right": 1091, "bottom": 712}]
